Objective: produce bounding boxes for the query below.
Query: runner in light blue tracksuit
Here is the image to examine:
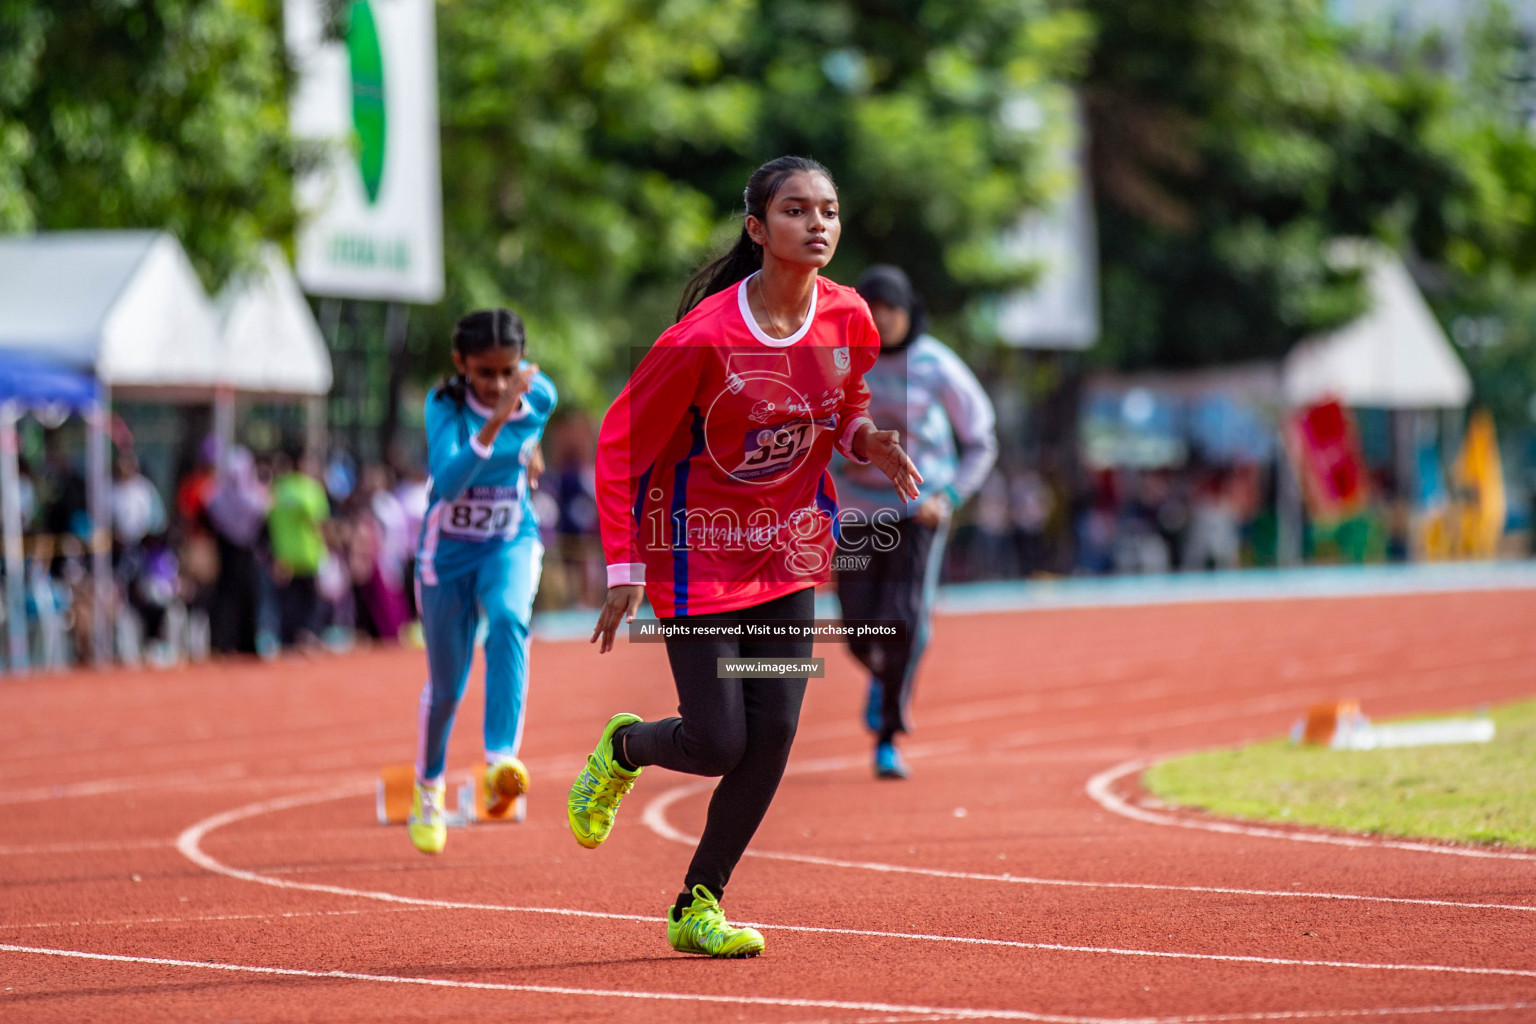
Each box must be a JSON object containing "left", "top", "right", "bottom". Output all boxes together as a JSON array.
[
  {"left": 408, "top": 308, "right": 556, "bottom": 854},
  {"left": 834, "top": 266, "right": 997, "bottom": 779}
]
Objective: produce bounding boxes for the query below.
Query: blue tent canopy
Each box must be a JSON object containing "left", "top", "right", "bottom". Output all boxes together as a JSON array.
[{"left": 0, "top": 353, "right": 100, "bottom": 410}]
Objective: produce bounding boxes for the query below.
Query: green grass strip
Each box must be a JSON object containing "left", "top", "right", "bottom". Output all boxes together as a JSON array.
[{"left": 1144, "top": 698, "right": 1536, "bottom": 849}]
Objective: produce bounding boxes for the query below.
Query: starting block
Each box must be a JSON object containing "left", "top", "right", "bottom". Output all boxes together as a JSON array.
[
  {"left": 376, "top": 763, "right": 526, "bottom": 827},
  {"left": 1297, "top": 700, "right": 1364, "bottom": 746},
  {"left": 1291, "top": 700, "right": 1495, "bottom": 750}
]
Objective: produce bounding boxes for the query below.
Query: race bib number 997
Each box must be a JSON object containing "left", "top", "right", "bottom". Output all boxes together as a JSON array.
[
  {"left": 733, "top": 423, "right": 814, "bottom": 482},
  {"left": 441, "top": 486, "right": 522, "bottom": 541}
]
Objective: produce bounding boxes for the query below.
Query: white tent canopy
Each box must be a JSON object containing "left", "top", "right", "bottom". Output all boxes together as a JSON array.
[
  {"left": 0, "top": 231, "right": 333, "bottom": 400},
  {"left": 1283, "top": 250, "right": 1471, "bottom": 410},
  {"left": 0, "top": 232, "right": 333, "bottom": 674},
  {"left": 0, "top": 231, "right": 224, "bottom": 391},
  {"left": 216, "top": 245, "right": 333, "bottom": 397}
]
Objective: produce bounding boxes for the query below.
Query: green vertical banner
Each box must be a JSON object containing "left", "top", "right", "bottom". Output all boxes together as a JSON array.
[
  {"left": 347, "top": 0, "right": 386, "bottom": 205},
  {"left": 287, "top": 0, "right": 444, "bottom": 303}
]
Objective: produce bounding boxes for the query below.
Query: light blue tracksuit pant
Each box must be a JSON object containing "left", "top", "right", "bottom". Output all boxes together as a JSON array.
[{"left": 414, "top": 539, "right": 543, "bottom": 783}]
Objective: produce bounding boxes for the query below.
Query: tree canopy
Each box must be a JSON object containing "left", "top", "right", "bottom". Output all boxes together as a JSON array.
[
  {"left": 412, "top": 0, "right": 1092, "bottom": 409},
  {"left": 0, "top": 0, "right": 306, "bottom": 289},
  {"left": 1083, "top": 0, "right": 1536, "bottom": 371},
  {"left": 9, "top": 0, "right": 1536, "bottom": 424}
]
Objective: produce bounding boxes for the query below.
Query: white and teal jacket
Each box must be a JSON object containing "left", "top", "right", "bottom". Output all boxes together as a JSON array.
[{"left": 832, "top": 335, "right": 997, "bottom": 519}]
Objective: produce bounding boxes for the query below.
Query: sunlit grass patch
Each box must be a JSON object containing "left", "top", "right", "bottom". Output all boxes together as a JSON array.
[{"left": 1144, "top": 698, "right": 1536, "bottom": 849}]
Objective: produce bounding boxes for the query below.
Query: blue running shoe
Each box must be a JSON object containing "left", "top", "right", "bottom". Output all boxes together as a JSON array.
[
  {"left": 863, "top": 677, "right": 883, "bottom": 733},
  {"left": 875, "top": 740, "right": 908, "bottom": 780}
]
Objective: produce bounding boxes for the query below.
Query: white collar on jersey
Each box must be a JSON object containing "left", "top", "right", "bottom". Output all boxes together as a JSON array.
[
  {"left": 737, "top": 271, "right": 817, "bottom": 348},
  {"left": 464, "top": 390, "right": 531, "bottom": 422}
]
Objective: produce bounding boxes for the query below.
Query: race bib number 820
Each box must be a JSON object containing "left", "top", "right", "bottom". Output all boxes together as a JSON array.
[{"left": 441, "top": 486, "right": 522, "bottom": 541}]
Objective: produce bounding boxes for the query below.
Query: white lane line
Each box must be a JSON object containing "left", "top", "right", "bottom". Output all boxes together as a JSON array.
[
  {"left": 0, "top": 838, "right": 172, "bottom": 856},
  {"left": 0, "top": 942, "right": 1070, "bottom": 1022},
  {"left": 0, "top": 824, "right": 437, "bottom": 858},
  {"left": 4, "top": 943, "right": 1534, "bottom": 1024},
  {"left": 1135, "top": 1004, "right": 1536, "bottom": 1024},
  {"left": 175, "top": 782, "right": 658, "bottom": 925},
  {"left": 0, "top": 765, "right": 248, "bottom": 806},
  {"left": 0, "top": 771, "right": 402, "bottom": 807},
  {"left": 642, "top": 770, "right": 1536, "bottom": 916},
  {"left": 177, "top": 784, "right": 1536, "bottom": 981},
  {"left": 777, "top": 1016, "right": 962, "bottom": 1024},
  {"left": 0, "top": 907, "right": 432, "bottom": 930},
  {"left": 785, "top": 1009, "right": 1536, "bottom": 1024},
  {"left": 1086, "top": 759, "right": 1536, "bottom": 864}
]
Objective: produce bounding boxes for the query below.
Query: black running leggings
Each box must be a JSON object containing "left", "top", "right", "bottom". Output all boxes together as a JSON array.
[
  {"left": 837, "top": 517, "right": 942, "bottom": 743},
  {"left": 618, "top": 587, "right": 813, "bottom": 911}
]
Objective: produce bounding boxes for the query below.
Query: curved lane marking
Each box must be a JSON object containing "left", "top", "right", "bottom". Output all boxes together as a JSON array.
[
  {"left": 4, "top": 943, "right": 1536, "bottom": 1024},
  {"left": 641, "top": 767, "right": 1536, "bottom": 915},
  {"left": 1085, "top": 759, "right": 1536, "bottom": 864},
  {"left": 177, "top": 783, "right": 1536, "bottom": 982},
  {"left": 0, "top": 942, "right": 1117, "bottom": 1023}
]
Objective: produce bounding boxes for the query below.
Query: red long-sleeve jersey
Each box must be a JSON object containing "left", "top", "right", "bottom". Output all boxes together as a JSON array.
[{"left": 596, "top": 273, "right": 880, "bottom": 617}]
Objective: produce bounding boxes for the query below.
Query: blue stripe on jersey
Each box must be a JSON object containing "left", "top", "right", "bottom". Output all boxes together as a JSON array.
[
  {"left": 669, "top": 406, "right": 706, "bottom": 617},
  {"left": 816, "top": 472, "right": 841, "bottom": 544},
  {"left": 633, "top": 461, "right": 654, "bottom": 536}
]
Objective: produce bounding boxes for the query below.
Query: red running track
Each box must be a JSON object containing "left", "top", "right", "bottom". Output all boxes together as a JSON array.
[{"left": 2, "top": 589, "right": 1535, "bottom": 1022}]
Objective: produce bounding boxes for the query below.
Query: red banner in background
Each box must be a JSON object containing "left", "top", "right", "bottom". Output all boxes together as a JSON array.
[{"left": 1287, "top": 399, "right": 1370, "bottom": 520}]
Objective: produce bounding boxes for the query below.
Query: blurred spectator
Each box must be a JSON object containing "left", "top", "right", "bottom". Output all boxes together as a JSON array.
[
  {"left": 175, "top": 437, "right": 219, "bottom": 536},
  {"left": 268, "top": 450, "right": 330, "bottom": 648},
  {"left": 1113, "top": 471, "right": 1171, "bottom": 574},
  {"left": 1076, "top": 472, "right": 1119, "bottom": 575},
  {"left": 970, "top": 470, "right": 1015, "bottom": 579},
  {"left": 111, "top": 450, "right": 173, "bottom": 659},
  {"left": 15, "top": 458, "right": 37, "bottom": 531},
  {"left": 1008, "top": 466, "right": 1054, "bottom": 577},
  {"left": 205, "top": 446, "right": 271, "bottom": 655},
  {"left": 1182, "top": 469, "right": 1242, "bottom": 571},
  {"left": 41, "top": 434, "right": 89, "bottom": 565},
  {"left": 392, "top": 458, "right": 429, "bottom": 619},
  {"left": 352, "top": 464, "right": 409, "bottom": 642},
  {"left": 324, "top": 448, "right": 357, "bottom": 504},
  {"left": 174, "top": 439, "right": 221, "bottom": 638},
  {"left": 551, "top": 415, "right": 603, "bottom": 607},
  {"left": 318, "top": 515, "right": 354, "bottom": 642},
  {"left": 1147, "top": 470, "right": 1190, "bottom": 569},
  {"left": 110, "top": 451, "right": 165, "bottom": 551}
]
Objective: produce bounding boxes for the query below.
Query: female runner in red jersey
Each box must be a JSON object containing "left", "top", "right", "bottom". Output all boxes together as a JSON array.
[{"left": 566, "top": 156, "right": 921, "bottom": 958}]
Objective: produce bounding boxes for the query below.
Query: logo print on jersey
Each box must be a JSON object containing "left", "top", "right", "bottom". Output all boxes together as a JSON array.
[
  {"left": 705, "top": 370, "right": 817, "bottom": 487},
  {"left": 833, "top": 346, "right": 850, "bottom": 371}
]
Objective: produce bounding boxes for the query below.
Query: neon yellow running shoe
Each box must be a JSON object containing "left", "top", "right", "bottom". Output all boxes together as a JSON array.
[
  {"left": 407, "top": 780, "right": 447, "bottom": 855},
  {"left": 567, "top": 713, "right": 641, "bottom": 849},
  {"left": 667, "top": 885, "right": 765, "bottom": 958},
  {"left": 483, "top": 757, "right": 529, "bottom": 819}
]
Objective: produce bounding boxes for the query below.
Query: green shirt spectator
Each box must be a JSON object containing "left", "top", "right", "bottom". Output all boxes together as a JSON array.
[{"left": 268, "top": 470, "right": 330, "bottom": 577}]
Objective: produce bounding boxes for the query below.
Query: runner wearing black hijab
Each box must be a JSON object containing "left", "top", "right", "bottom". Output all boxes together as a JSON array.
[{"left": 835, "top": 265, "right": 998, "bottom": 778}]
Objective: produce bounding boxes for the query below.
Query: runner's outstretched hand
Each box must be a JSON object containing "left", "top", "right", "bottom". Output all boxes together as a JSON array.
[
  {"left": 854, "top": 425, "right": 923, "bottom": 502},
  {"left": 592, "top": 584, "right": 644, "bottom": 654}
]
